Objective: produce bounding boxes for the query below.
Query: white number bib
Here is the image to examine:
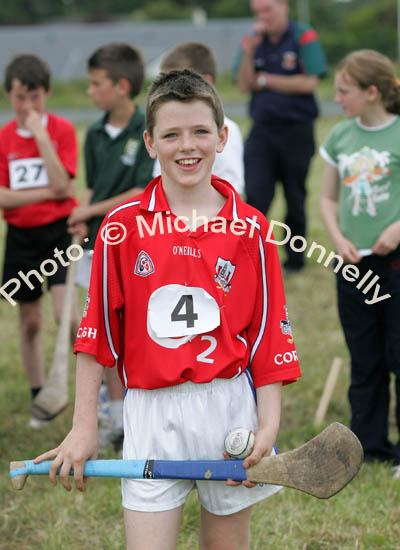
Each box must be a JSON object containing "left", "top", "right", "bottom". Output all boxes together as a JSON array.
[
  {"left": 9, "top": 157, "right": 49, "bottom": 190},
  {"left": 148, "top": 284, "right": 220, "bottom": 338}
]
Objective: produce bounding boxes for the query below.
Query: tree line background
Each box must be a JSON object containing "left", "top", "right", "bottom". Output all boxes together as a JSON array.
[{"left": 0, "top": 0, "right": 397, "bottom": 65}]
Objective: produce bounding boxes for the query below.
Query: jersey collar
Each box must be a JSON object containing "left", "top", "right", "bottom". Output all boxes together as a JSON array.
[
  {"left": 262, "top": 19, "right": 291, "bottom": 47},
  {"left": 95, "top": 107, "right": 143, "bottom": 136},
  {"left": 139, "top": 175, "right": 243, "bottom": 222}
]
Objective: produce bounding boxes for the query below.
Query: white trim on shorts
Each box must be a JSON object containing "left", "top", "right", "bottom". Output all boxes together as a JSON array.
[{"left": 122, "top": 374, "right": 282, "bottom": 515}]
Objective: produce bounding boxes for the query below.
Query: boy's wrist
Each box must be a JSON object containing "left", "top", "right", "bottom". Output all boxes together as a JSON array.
[{"left": 33, "top": 127, "right": 50, "bottom": 144}]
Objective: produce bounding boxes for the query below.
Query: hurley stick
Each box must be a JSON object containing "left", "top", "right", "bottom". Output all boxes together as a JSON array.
[
  {"left": 10, "top": 423, "right": 363, "bottom": 498},
  {"left": 314, "top": 357, "right": 343, "bottom": 426},
  {"left": 31, "top": 236, "right": 79, "bottom": 421}
]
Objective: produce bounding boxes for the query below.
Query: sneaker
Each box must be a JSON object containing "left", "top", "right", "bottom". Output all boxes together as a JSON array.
[
  {"left": 28, "top": 416, "right": 50, "bottom": 429},
  {"left": 394, "top": 465, "right": 400, "bottom": 479}
]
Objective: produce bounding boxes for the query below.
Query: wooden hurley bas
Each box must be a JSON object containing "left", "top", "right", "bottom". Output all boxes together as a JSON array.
[{"left": 10, "top": 422, "right": 363, "bottom": 499}]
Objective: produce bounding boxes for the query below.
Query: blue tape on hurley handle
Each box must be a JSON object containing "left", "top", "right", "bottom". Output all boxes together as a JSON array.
[{"left": 10, "top": 458, "right": 247, "bottom": 482}]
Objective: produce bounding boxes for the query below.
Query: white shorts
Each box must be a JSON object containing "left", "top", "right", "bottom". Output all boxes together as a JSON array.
[
  {"left": 75, "top": 249, "right": 93, "bottom": 289},
  {"left": 122, "top": 373, "right": 282, "bottom": 515}
]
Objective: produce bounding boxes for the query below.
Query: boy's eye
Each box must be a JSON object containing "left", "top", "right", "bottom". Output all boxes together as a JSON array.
[
  {"left": 196, "top": 129, "right": 209, "bottom": 134},
  {"left": 163, "top": 132, "right": 177, "bottom": 139}
]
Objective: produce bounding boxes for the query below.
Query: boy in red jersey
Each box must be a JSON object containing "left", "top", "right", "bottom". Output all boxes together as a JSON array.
[
  {"left": 0, "top": 54, "right": 79, "bottom": 424},
  {"left": 36, "top": 70, "right": 301, "bottom": 550}
]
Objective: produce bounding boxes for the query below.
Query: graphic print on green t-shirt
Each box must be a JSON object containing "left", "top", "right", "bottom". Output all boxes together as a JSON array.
[
  {"left": 338, "top": 146, "right": 390, "bottom": 217},
  {"left": 321, "top": 117, "right": 400, "bottom": 250}
]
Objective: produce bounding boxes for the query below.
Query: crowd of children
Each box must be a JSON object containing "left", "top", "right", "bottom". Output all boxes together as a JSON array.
[{"left": 0, "top": 34, "right": 399, "bottom": 550}]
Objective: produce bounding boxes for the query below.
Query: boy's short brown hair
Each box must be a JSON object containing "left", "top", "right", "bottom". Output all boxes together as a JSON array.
[
  {"left": 4, "top": 53, "right": 51, "bottom": 92},
  {"left": 88, "top": 43, "right": 144, "bottom": 98},
  {"left": 146, "top": 69, "right": 224, "bottom": 138},
  {"left": 161, "top": 42, "right": 218, "bottom": 82}
]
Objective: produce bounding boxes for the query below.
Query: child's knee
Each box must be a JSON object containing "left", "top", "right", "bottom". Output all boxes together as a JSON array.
[
  {"left": 200, "top": 530, "right": 249, "bottom": 550},
  {"left": 199, "top": 509, "right": 251, "bottom": 550},
  {"left": 20, "top": 308, "right": 43, "bottom": 339}
]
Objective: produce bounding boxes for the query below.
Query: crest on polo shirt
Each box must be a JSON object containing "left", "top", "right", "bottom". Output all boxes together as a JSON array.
[
  {"left": 214, "top": 257, "right": 236, "bottom": 293},
  {"left": 282, "top": 51, "right": 297, "bottom": 70},
  {"left": 135, "top": 251, "right": 155, "bottom": 277},
  {"left": 121, "top": 138, "right": 139, "bottom": 166},
  {"left": 280, "top": 305, "right": 293, "bottom": 343}
]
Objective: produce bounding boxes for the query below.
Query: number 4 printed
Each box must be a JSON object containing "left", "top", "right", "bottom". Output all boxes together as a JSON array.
[{"left": 171, "top": 295, "right": 198, "bottom": 328}]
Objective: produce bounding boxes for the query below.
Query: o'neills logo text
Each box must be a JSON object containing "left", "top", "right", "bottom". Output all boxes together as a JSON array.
[{"left": 173, "top": 245, "right": 201, "bottom": 258}]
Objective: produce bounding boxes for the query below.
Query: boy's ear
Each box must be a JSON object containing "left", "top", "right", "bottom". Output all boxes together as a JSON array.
[
  {"left": 216, "top": 124, "right": 228, "bottom": 154},
  {"left": 143, "top": 130, "right": 158, "bottom": 159},
  {"left": 116, "top": 78, "right": 131, "bottom": 97}
]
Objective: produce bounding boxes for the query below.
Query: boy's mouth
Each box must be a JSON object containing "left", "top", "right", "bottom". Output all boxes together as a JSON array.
[{"left": 176, "top": 158, "right": 201, "bottom": 166}]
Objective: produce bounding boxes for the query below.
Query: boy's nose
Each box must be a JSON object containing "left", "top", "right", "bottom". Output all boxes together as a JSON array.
[
  {"left": 179, "top": 134, "right": 195, "bottom": 152},
  {"left": 23, "top": 98, "right": 34, "bottom": 110}
]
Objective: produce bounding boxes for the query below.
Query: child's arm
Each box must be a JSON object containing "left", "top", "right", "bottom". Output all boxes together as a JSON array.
[
  {"left": 67, "top": 188, "right": 92, "bottom": 228},
  {"left": 0, "top": 183, "right": 74, "bottom": 209},
  {"left": 372, "top": 220, "right": 400, "bottom": 256},
  {"left": 67, "top": 189, "right": 92, "bottom": 239},
  {"left": 25, "top": 110, "right": 71, "bottom": 195},
  {"left": 67, "top": 186, "right": 143, "bottom": 226},
  {"left": 33, "top": 352, "right": 104, "bottom": 492},
  {"left": 225, "top": 381, "right": 282, "bottom": 488},
  {"left": 320, "top": 162, "right": 361, "bottom": 264}
]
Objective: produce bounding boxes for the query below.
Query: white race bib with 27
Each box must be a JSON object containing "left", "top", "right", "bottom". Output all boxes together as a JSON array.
[{"left": 9, "top": 157, "right": 49, "bottom": 190}]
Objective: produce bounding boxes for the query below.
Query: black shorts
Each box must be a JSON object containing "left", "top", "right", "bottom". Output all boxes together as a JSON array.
[{"left": 2, "top": 218, "right": 72, "bottom": 303}]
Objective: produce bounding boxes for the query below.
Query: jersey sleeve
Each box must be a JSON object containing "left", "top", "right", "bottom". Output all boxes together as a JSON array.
[
  {"left": 297, "top": 24, "right": 328, "bottom": 77},
  {"left": 319, "top": 123, "right": 341, "bottom": 167},
  {"left": 0, "top": 129, "right": 9, "bottom": 188},
  {"left": 73, "top": 217, "right": 124, "bottom": 366},
  {"left": 57, "top": 119, "right": 78, "bottom": 178},
  {"left": 84, "top": 128, "right": 96, "bottom": 190},
  {"left": 232, "top": 45, "right": 244, "bottom": 82},
  {"left": 246, "top": 221, "right": 301, "bottom": 387}
]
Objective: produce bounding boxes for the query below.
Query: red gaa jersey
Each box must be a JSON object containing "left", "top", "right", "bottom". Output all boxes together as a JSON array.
[
  {"left": 0, "top": 112, "right": 78, "bottom": 227},
  {"left": 74, "top": 176, "right": 301, "bottom": 389}
]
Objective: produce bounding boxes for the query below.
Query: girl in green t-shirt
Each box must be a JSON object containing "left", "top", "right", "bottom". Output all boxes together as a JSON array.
[{"left": 320, "top": 50, "right": 400, "bottom": 475}]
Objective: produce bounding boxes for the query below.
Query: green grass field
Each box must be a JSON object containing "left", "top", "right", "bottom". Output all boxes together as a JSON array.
[{"left": 1, "top": 110, "right": 399, "bottom": 549}]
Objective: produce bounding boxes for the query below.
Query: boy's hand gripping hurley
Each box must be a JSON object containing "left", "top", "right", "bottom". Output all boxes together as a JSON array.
[{"left": 10, "top": 423, "right": 363, "bottom": 499}]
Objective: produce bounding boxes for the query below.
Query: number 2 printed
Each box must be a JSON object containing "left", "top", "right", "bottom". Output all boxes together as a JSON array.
[{"left": 196, "top": 335, "right": 217, "bottom": 364}]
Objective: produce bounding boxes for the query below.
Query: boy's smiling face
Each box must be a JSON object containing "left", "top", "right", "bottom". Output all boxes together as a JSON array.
[{"left": 144, "top": 99, "right": 227, "bottom": 193}]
